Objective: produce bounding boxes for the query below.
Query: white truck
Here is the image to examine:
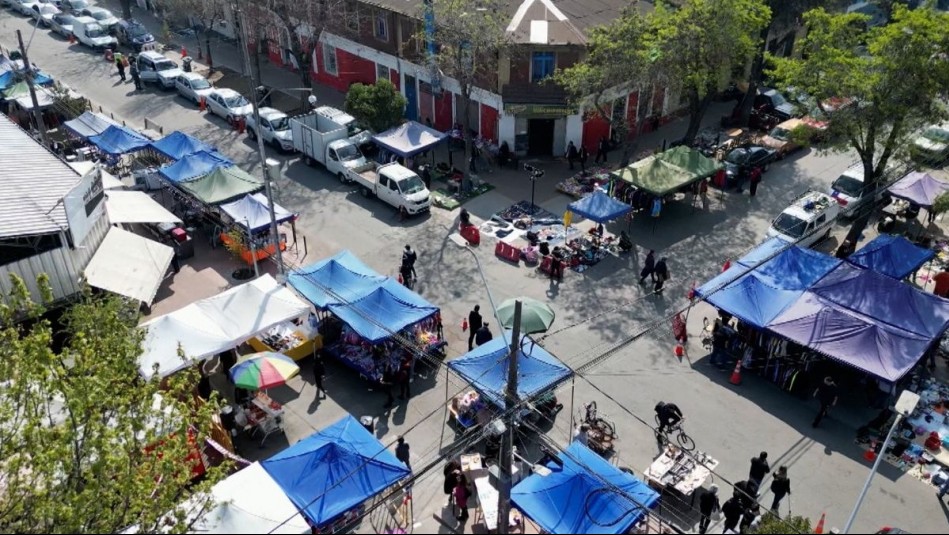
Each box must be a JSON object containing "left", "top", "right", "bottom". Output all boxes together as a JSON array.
[
  {"left": 290, "top": 111, "right": 369, "bottom": 181},
  {"left": 346, "top": 162, "right": 431, "bottom": 215},
  {"left": 71, "top": 16, "right": 117, "bottom": 50},
  {"left": 314, "top": 105, "right": 373, "bottom": 148}
]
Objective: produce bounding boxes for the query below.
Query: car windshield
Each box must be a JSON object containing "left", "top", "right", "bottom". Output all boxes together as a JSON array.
[
  {"left": 769, "top": 126, "right": 790, "bottom": 141},
  {"left": 401, "top": 175, "right": 426, "bottom": 195},
  {"left": 86, "top": 26, "right": 104, "bottom": 37},
  {"left": 225, "top": 95, "right": 249, "bottom": 108},
  {"left": 155, "top": 60, "right": 176, "bottom": 72},
  {"left": 725, "top": 150, "right": 750, "bottom": 165},
  {"left": 336, "top": 144, "right": 362, "bottom": 161},
  {"left": 769, "top": 92, "right": 788, "bottom": 106},
  {"left": 270, "top": 117, "right": 290, "bottom": 131},
  {"left": 924, "top": 127, "right": 949, "bottom": 143},
  {"left": 91, "top": 11, "right": 110, "bottom": 21},
  {"left": 772, "top": 213, "right": 807, "bottom": 239},
  {"left": 832, "top": 175, "right": 864, "bottom": 196},
  {"left": 40, "top": 6, "right": 57, "bottom": 14},
  {"left": 190, "top": 77, "right": 211, "bottom": 90}
]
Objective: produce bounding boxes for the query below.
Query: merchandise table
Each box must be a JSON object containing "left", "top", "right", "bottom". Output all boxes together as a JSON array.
[
  {"left": 240, "top": 392, "right": 285, "bottom": 446},
  {"left": 247, "top": 320, "right": 321, "bottom": 362},
  {"left": 463, "top": 459, "right": 523, "bottom": 533},
  {"left": 644, "top": 446, "right": 719, "bottom": 501}
]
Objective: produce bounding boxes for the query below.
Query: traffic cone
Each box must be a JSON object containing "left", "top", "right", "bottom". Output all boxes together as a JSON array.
[
  {"left": 729, "top": 358, "right": 742, "bottom": 385},
  {"left": 181, "top": 46, "right": 187, "bottom": 58},
  {"left": 199, "top": 96, "right": 206, "bottom": 111},
  {"left": 674, "top": 343, "right": 685, "bottom": 359},
  {"left": 237, "top": 116, "right": 246, "bottom": 134},
  {"left": 814, "top": 513, "right": 826, "bottom": 534},
  {"left": 462, "top": 318, "right": 468, "bottom": 331},
  {"left": 68, "top": 33, "right": 76, "bottom": 45}
]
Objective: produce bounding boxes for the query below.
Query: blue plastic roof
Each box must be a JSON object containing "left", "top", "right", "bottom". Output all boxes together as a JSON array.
[
  {"left": 63, "top": 111, "right": 119, "bottom": 139},
  {"left": 220, "top": 193, "right": 295, "bottom": 233},
  {"left": 447, "top": 333, "right": 572, "bottom": 407},
  {"left": 158, "top": 150, "right": 232, "bottom": 183},
  {"left": 847, "top": 234, "right": 934, "bottom": 280},
  {"left": 327, "top": 279, "right": 439, "bottom": 342},
  {"left": 149, "top": 131, "right": 217, "bottom": 160},
  {"left": 696, "top": 237, "right": 788, "bottom": 296},
  {"left": 512, "top": 442, "right": 660, "bottom": 534},
  {"left": 87, "top": 125, "right": 150, "bottom": 156},
  {"left": 262, "top": 415, "right": 410, "bottom": 527},
  {"left": 0, "top": 69, "right": 52, "bottom": 91},
  {"left": 568, "top": 191, "right": 633, "bottom": 223},
  {"left": 288, "top": 250, "right": 387, "bottom": 310}
]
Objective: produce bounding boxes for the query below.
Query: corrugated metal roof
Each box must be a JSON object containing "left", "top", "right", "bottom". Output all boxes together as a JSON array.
[{"left": 0, "top": 114, "right": 82, "bottom": 238}]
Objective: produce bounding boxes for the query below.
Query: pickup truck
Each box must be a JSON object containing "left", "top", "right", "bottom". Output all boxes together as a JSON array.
[
  {"left": 346, "top": 162, "right": 431, "bottom": 215},
  {"left": 246, "top": 107, "right": 294, "bottom": 153},
  {"left": 289, "top": 111, "right": 369, "bottom": 181}
]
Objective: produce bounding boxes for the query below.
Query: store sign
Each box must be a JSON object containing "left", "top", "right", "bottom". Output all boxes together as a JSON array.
[
  {"left": 63, "top": 167, "right": 105, "bottom": 247},
  {"left": 503, "top": 103, "right": 578, "bottom": 117}
]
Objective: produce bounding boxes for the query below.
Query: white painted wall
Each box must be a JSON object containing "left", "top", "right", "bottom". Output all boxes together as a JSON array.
[
  {"left": 565, "top": 113, "right": 582, "bottom": 148},
  {"left": 553, "top": 118, "right": 566, "bottom": 156},
  {"left": 498, "top": 113, "right": 516, "bottom": 148}
]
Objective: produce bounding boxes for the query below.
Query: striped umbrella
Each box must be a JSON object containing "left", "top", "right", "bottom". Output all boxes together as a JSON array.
[{"left": 229, "top": 352, "right": 300, "bottom": 390}]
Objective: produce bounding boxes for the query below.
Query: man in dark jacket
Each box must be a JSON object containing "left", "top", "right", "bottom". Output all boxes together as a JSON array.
[
  {"left": 402, "top": 245, "right": 418, "bottom": 280},
  {"left": 595, "top": 136, "right": 609, "bottom": 163},
  {"left": 698, "top": 484, "right": 720, "bottom": 534},
  {"left": 748, "top": 451, "right": 770, "bottom": 489},
  {"left": 813, "top": 376, "right": 839, "bottom": 428},
  {"left": 653, "top": 257, "right": 670, "bottom": 293},
  {"left": 721, "top": 495, "right": 743, "bottom": 533},
  {"left": 467, "top": 305, "right": 483, "bottom": 351},
  {"left": 639, "top": 250, "right": 656, "bottom": 285},
  {"left": 474, "top": 322, "right": 493, "bottom": 346}
]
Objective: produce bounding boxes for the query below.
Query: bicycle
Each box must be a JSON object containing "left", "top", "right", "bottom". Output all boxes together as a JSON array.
[
  {"left": 655, "top": 414, "right": 696, "bottom": 451},
  {"left": 577, "top": 401, "right": 617, "bottom": 456}
]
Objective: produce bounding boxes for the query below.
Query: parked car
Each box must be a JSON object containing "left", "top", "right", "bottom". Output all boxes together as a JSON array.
[
  {"left": 722, "top": 145, "right": 777, "bottom": 187},
  {"left": 12, "top": 0, "right": 39, "bottom": 16},
  {"left": 59, "top": 0, "right": 88, "bottom": 15},
  {"left": 174, "top": 72, "right": 213, "bottom": 105},
  {"left": 48, "top": 12, "right": 73, "bottom": 37},
  {"left": 31, "top": 3, "right": 59, "bottom": 25},
  {"left": 136, "top": 51, "right": 182, "bottom": 89},
  {"left": 205, "top": 88, "right": 254, "bottom": 124},
  {"left": 80, "top": 6, "right": 117, "bottom": 31},
  {"left": 768, "top": 191, "right": 840, "bottom": 247},
  {"left": 245, "top": 107, "right": 294, "bottom": 152},
  {"left": 755, "top": 88, "right": 799, "bottom": 121},
  {"left": 760, "top": 118, "right": 817, "bottom": 158},
  {"left": 114, "top": 19, "right": 155, "bottom": 52},
  {"left": 828, "top": 164, "right": 890, "bottom": 218},
  {"left": 71, "top": 15, "right": 115, "bottom": 49},
  {"left": 910, "top": 123, "right": 949, "bottom": 164}
]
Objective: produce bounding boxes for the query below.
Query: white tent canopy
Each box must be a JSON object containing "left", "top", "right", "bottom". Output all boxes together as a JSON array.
[
  {"left": 106, "top": 190, "right": 182, "bottom": 225},
  {"left": 68, "top": 162, "right": 126, "bottom": 190},
  {"left": 138, "top": 275, "right": 311, "bottom": 378},
  {"left": 84, "top": 227, "right": 173, "bottom": 305}
]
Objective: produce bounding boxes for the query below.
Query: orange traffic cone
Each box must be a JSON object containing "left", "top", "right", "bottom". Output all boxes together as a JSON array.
[
  {"left": 729, "top": 358, "right": 742, "bottom": 385},
  {"left": 199, "top": 96, "right": 206, "bottom": 111},
  {"left": 68, "top": 33, "right": 76, "bottom": 44},
  {"left": 181, "top": 46, "right": 188, "bottom": 58},
  {"left": 814, "top": 513, "right": 826, "bottom": 534},
  {"left": 722, "top": 259, "right": 732, "bottom": 272},
  {"left": 674, "top": 343, "right": 685, "bottom": 359},
  {"left": 462, "top": 318, "right": 468, "bottom": 331}
]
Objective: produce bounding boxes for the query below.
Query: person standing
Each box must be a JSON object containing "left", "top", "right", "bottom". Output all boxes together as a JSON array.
[
  {"left": 467, "top": 305, "right": 483, "bottom": 351},
  {"left": 443, "top": 460, "right": 461, "bottom": 507},
  {"left": 381, "top": 365, "right": 396, "bottom": 410},
  {"left": 654, "top": 257, "right": 670, "bottom": 293},
  {"left": 115, "top": 52, "right": 126, "bottom": 82},
  {"left": 749, "top": 166, "right": 762, "bottom": 197},
  {"left": 475, "top": 321, "right": 493, "bottom": 346},
  {"left": 748, "top": 452, "right": 770, "bottom": 490},
  {"left": 813, "top": 376, "right": 839, "bottom": 428},
  {"left": 721, "top": 495, "right": 743, "bottom": 534},
  {"left": 938, "top": 474, "right": 949, "bottom": 501},
  {"left": 402, "top": 245, "right": 418, "bottom": 281},
  {"left": 709, "top": 320, "right": 729, "bottom": 368},
  {"left": 313, "top": 354, "right": 326, "bottom": 400},
  {"left": 453, "top": 472, "right": 471, "bottom": 522},
  {"left": 579, "top": 146, "right": 589, "bottom": 172},
  {"left": 770, "top": 466, "right": 791, "bottom": 512},
  {"left": 397, "top": 362, "right": 411, "bottom": 400},
  {"left": 698, "top": 485, "right": 720, "bottom": 534},
  {"left": 573, "top": 424, "right": 590, "bottom": 446},
  {"left": 566, "top": 141, "right": 579, "bottom": 170},
  {"left": 395, "top": 436, "right": 411, "bottom": 470},
  {"left": 639, "top": 250, "right": 656, "bottom": 285},
  {"left": 129, "top": 55, "right": 142, "bottom": 90},
  {"left": 595, "top": 136, "right": 609, "bottom": 164}
]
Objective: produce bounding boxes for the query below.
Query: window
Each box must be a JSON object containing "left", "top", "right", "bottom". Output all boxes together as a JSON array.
[
  {"left": 323, "top": 44, "right": 338, "bottom": 76},
  {"left": 344, "top": 2, "right": 359, "bottom": 33},
  {"left": 377, "top": 63, "right": 390, "bottom": 82},
  {"left": 531, "top": 51, "right": 555, "bottom": 82},
  {"left": 375, "top": 13, "right": 388, "bottom": 40}
]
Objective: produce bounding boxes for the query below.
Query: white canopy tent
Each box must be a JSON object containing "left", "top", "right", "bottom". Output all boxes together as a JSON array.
[
  {"left": 84, "top": 227, "right": 173, "bottom": 305},
  {"left": 106, "top": 190, "right": 182, "bottom": 225},
  {"left": 69, "top": 162, "right": 126, "bottom": 190},
  {"left": 138, "top": 275, "right": 311, "bottom": 378}
]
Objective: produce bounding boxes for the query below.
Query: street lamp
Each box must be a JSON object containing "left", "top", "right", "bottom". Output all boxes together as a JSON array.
[
  {"left": 843, "top": 389, "right": 920, "bottom": 533},
  {"left": 449, "top": 234, "right": 504, "bottom": 342},
  {"left": 523, "top": 164, "right": 545, "bottom": 223}
]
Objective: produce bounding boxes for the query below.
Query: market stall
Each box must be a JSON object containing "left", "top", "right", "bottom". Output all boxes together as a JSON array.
[
  {"left": 158, "top": 150, "right": 233, "bottom": 183},
  {"left": 459, "top": 452, "right": 526, "bottom": 533},
  {"left": 149, "top": 130, "right": 218, "bottom": 161},
  {"left": 83, "top": 227, "right": 174, "bottom": 305},
  {"left": 287, "top": 250, "right": 387, "bottom": 310},
  {"left": 63, "top": 111, "right": 120, "bottom": 140},
  {"left": 372, "top": 120, "right": 448, "bottom": 160},
  {"left": 555, "top": 166, "right": 614, "bottom": 199},
  {"left": 846, "top": 234, "right": 935, "bottom": 280},
  {"left": 261, "top": 414, "right": 411, "bottom": 532},
  {"left": 87, "top": 125, "right": 151, "bottom": 156},
  {"left": 247, "top": 319, "right": 321, "bottom": 362},
  {"left": 219, "top": 193, "right": 296, "bottom": 265},
  {"left": 178, "top": 165, "right": 264, "bottom": 204},
  {"left": 611, "top": 146, "right": 722, "bottom": 218},
  {"left": 888, "top": 171, "right": 949, "bottom": 211},
  {"left": 105, "top": 190, "right": 182, "bottom": 225},
  {"left": 643, "top": 446, "right": 719, "bottom": 505}
]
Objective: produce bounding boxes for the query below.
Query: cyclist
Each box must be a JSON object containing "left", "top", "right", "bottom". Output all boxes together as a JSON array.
[{"left": 655, "top": 401, "right": 683, "bottom": 434}]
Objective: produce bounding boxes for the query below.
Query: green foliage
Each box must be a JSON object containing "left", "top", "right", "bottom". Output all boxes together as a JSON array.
[
  {"left": 344, "top": 80, "right": 407, "bottom": 133},
  {"left": 933, "top": 192, "right": 949, "bottom": 215},
  {"left": 0, "top": 274, "right": 225, "bottom": 533},
  {"left": 750, "top": 512, "right": 812, "bottom": 534}
]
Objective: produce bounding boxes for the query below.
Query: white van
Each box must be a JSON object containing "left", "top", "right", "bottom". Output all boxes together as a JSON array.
[
  {"left": 71, "top": 16, "right": 117, "bottom": 50},
  {"left": 767, "top": 191, "right": 840, "bottom": 248},
  {"left": 828, "top": 164, "right": 884, "bottom": 218}
]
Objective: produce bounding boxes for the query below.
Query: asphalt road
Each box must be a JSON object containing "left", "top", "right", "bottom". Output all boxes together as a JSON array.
[{"left": 3, "top": 5, "right": 947, "bottom": 533}]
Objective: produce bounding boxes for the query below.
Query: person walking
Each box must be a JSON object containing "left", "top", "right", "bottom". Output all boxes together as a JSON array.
[
  {"left": 402, "top": 245, "right": 418, "bottom": 281},
  {"left": 395, "top": 436, "right": 411, "bottom": 470},
  {"left": 812, "top": 376, "right": 839, "bottom": 428},
  {"left": 709, "top": 319, "right": 729, "bottom": 368},
  {"left": 474, "top": 321, "right": 493, "bottom": 346},
  {"left": 566, "top": 141, "right": 579, "bottom": 170},
  {"left": 129, "top": 55, "right": 142, "bottom": 90},
  {"left": 453, "top": 472, "right": 471, "bottom": 522},
  {"left": 721, "top": 495, "right": 743, "bottom": 534},
  {"left": 595, "top": 136, "right": 609, "bottom": 163},
  {"left": 654, "top": 257, "right": 670, "bottom": 293},
  {"left": 397, "top": 361, "right": 411, "bottom": 401},
  {"left": 443, "top": 460, "right": 461, "bottom": 507},
  {"left": 733, "top": 480, "right": 758, "bottom": 509},
  {"left": 579, "top": 146, "right": 589, "bottom": 172},
  {"left": 748, "top": 166, "right": 762, "bottom": 197},
  {"left": 381, "top": 365, "right": 396, "bottom": 410},
  {"left": 770, "top": 466, "right": 791, "bottom": 512},
  {"left": 115, "top": 52, "right": 127, "bottom": 82},
  {"left": 748, "top": 452, "right": 770, "bottom": 490},
  {"left": 698, "top": 484, "right": 720, "bottom": 534},
  {"left": 313, "top": 354, "right": 326, "bottom": 400},
  {"left": 639, "top": 250, "right": 656, "bottom": 285},
  {"left": 467, "top": 305, "right": 483, "bottom": 351},
  {"left": 573, "top": 424, "right": 590, "bottom": 447}
]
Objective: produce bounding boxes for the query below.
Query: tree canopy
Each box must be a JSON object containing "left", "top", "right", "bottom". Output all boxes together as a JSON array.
[
  {"left": 344, "top": 79, "right": 407, "bottom": 134},
  {"left": 0, "top": 275, "right": 224, "bottom": 533}
]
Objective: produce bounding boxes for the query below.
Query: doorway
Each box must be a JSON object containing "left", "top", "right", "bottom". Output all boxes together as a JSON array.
[{"left": 527, "top": 119, "right": 555, "bottom": 156}]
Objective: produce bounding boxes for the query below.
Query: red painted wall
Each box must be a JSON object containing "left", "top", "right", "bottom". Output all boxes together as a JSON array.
[
  {"left": 313, "top": 43, "right": 346, "bottom": 92},
  {"left": 390, "top": 69, "right": 400, "bottom": 90},
  {"left": 582, "top": 115, "right": 610, "bottom": 153},
  {"left": 434, "top": 92, "right": 453, "bottom": 131},
  {"left": 344, "top": 51, "right": 377, "bottom": 87},
  {"left": 419, "top": 89, "right": 434, "bottom": 125},
  {"left": 480, "top": 105, "right": 498, "bottom": 142}
]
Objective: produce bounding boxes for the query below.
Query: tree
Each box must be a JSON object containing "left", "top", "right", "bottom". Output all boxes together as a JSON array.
[
  {"left": 750, "top": 512, "right": 812, "bottom": 534},
  {"left": 0, "top": 274, "right": 225, "bottom": 533},
  {"left": 162, "top": 0, "right": 227, "bottom": 71},
  {"left": 649, "top": 0, "right": 771, "bottom": 143},
  {"left": 425, "top": 0, "right": 513, "bottom": 190},
  {"left": 768, "top": 6, "right": 949, "bottom": 239},
  {"left": 345, "top": 80, "right": 407, "bottom": 133}
]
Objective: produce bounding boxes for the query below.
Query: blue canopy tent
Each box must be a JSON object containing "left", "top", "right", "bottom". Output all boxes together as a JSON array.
[
  {"left": 63, "top": 111, "right": 120, "bottom": 140},
  {"left": 149, "top": 131, "right": 217, "bottom": 160},
  {"left": 696, "top": 237, "right": 788, "bottom": 296},
  {"left": 372, "top": 121, "right": 447, "bottom": 158},
  {"left": 847, "top": 234, "right": 934, "bottom": 280},
  {"left": 512, "top": 442, "right": 659, "bottom": 534},
  {"left": 447, "top": 332, "right": 571, "bottom": 407},
  {"left": 262, "top": 415, "right": 410, "bottom": 528},
  {"left": 158, "top": 151, "right": 233, "bottom": 183},
  {"left": 220, "top": 193, "right": 295, "bottom": 233},
  {"left": 87, "top": 125, "right": 151, "bottom": 156},
  {"left": 567, "top": 191, "right": 633, "bottom": 223},
  {"left": 327, "top": 279, "right": 439, "bottom": 342},
  {"left": 288, "top": 250, "right": 386, "bottom": 310},
  {"left": 0, "top": 69, "right": 52, "bottom": 91}
]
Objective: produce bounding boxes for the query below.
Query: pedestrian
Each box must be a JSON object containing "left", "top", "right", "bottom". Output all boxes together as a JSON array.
[
  {"left": 721, "top": 495, "right": 742, "bottom": 534},
  {"left": 453, "top": 472, "right": 471, "bottom": 522},
  {"left": 709, "top": 319, "right": 729, "bottom": 368},
  {"left": 812, "top": 375, "right": 839, "bottom": 428},
  {"left": 467, "top": 305, "right": 483, "bottom": 351},
  {"left": 928, "top": 207, "right": 938, "bottom": 224},
  {"left": 474, "top": 321, "right": 492, "bottom": 346},
  {"left": 550, "top": 251, "right": 564, "bottom": 280},
  {"left": 443, "top": 460, "right": 461, "bottom": 506},
  {"left": 770, "top": 465, "right": 791, "bottom": 512},
  {"left": 115, "top": 52, "right": 126, "bottom": 82},
  {"left": 381, "top": 365, "right": 396, "bottom": 409},
  {"left": 565, "top": 141, "right": 579, "bottom": 170},
  {"left": 169, "top": 240, "right": 181, "bottom": 274},
  {"left": 698, "top": 484, "right": 720, "bottom": 534},
  {"left": 573, "top": 423, "right": 590, "bottom": 446},
  {"left": 579, "top": 146, "right": 589, "bottom": 172},
  {"left": 639, "top": 249, "right": 656, "bottom": 285},
  {"left": 835, "top": 239, "right": 855, "bottom": 259},
  {"left": 395, "top": 436, "right": 411, "bottom": 470},
  {"left": 313, "top": 354, "right": 326, "bottom": 400},
  {"left": 733, "top": 480, "right": 758, "bottom": 509},
  {"left": 748, "top": 451, "right": 770, "bottom": 490},
  {"left": 653, "top": 257, "right": 670, "bottom": 293},
  {"left": 749, "top": 166, "right": 762, "bottom": 197},
  {"left": 938, "top": 474, "right": 949, "bottom": 501},
  {"left": 595, "top": 136, "right": 609, "bottom": 163},
  {"left": 700, "top": 178, "right": 710, "bottom": 210},
  {"left": 129, "top": 55, "right": 142, "bottom": 90},
  {"left": 402, "top": 244, "right": 418, "bottom": 280},
  {"left": 397, "top": 361, "right": 411, "bottom": 400},
  {"left": 739, "top": 503, "right": 760, "bottom": 534}
]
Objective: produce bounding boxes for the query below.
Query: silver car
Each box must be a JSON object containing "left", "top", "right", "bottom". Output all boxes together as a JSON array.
[
  {"left": 80, "top": 6, "right": 117, "bottom": 31},
  {"left": 31, "top": 3, "right": 59, "bottom": 25},
  {"left": 206, "top": 88, "right": 253, "bottom": 124},
  {"left": 174, "top": 72, "right": 214, "bottom": 105},
  {"left": 48, "top": 12, "right": 73, "bottom": 37},
  {"left": 12, "top": 0, "right": 39, "bottom": 16}
]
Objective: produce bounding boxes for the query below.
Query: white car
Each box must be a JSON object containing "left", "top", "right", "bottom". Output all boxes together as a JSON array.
[
  {"left": 246, "top": 107, "right": 293, "bottom": 152},
  {"left": 174, "top": 72, "right": 213, "bottom": 105},
  {"left": 136, "top": 51, "right": 182, "bottom": 89},
  {"left": 31, "top": 3, "right": 59, "bottom": 25},
  {"left": 828, "top": 165, "right": 886, "bottom": 218},
  {"left": 768, "top": 191, "right": 840, "bottom": 248},
  {"left": 59, "top": 0, "right": 87, "bottom": 14},
  {"left": 911, "top": 123, "right": 949, "bottom": 164},
  {"left": 80, "top": 6, "right": 117, "bottom": 31},
  {"left": 12, "top": 0, "right": 39, "bottom": 16},
  {"left": 206, "top": 88, "right": 253, "bottom": 124},
  {"left": 48, "top": 12, "right": 73, "bottom": 37}
]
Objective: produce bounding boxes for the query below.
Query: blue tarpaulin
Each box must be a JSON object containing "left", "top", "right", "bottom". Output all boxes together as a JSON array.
[
  {"left": 447, "top": 332, "right": 572, "bottom": 407},
  {"left": 327, "top": 279, "right": 438, "bottom": 342},
  {"left": 288, "top": 250, "right": 386, "bottom": 310},
  {"left": 220, "top": 193, "right": 295, "bottom": 233},
  {"left": 512, "top": 442, "right": 659, "bottom": 534},
  {"left": 0, "top": 69, "right": 52, "bottom": 91},
  {"left": 847, "top": 234, "right": 935, "bottom": 280},
  {"left": 696, "top": 237, "right": 788, "bottom": 296},
  {"left": 568, "top": 191, "right": 633, "bottom": 223},
  {"left": 63, "top": 111, "right": 120, "bottom": 139},
  {"left": 262, "top": 415, "right": 410, "bottom": 527},
  {"left": 87, "top": 125, "right": 150, "bottom": 156},
  {"left": 158, "top": 150, "right": 232, "bottom": 183},
  {"left": 149, "top": 131, "right": 218, "bottom": 160}
]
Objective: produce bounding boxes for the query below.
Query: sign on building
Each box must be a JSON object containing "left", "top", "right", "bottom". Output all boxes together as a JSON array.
[{"left": 63, "top": 167, "right": 105, "bottom": 247}]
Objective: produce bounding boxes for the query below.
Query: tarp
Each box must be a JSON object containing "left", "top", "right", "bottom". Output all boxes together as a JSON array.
[
  {"left": 567, "top": 190, "right": 633, "bottom": 223},
  {"left": 149, "top": 131, "right": 218, "bottom": 160},
  {"left": 371, "top": 120, "right": 448, "bottom": 158},
  {"left": 220, "top": 193, "right": 295, "bottom": 233},
  {"left": 63, "top": 111, "right": 120, "bottom": 139},
  {"left": 179, "top": 165, "right": 264, "bottom": 205},
  {"left": 447, "top": 332, "right": 572, "bottom": 407},
  {"left": 83, "top": 227, "right": 173, "bottom": 305},
  {"left": 612, "top": 147, "right": 723, "bottom": 196},
  {"left": 887, "top": 171, "right": 949, "bottom": 208},
  {"left": 88, "top": 125, "right": 151, "bottom": 156},
  {"left": 0, "top": 69, "right": 52, "bottom": 91},
  {"left": 106, "top": 190, "right": 182, "bottom": 224},
  {"left": 512, "top": 442, "right": 659, "bottom": 535},
  {"left": 288, "top": 250, "right": 387, "bottom": 310},
  {"left": 657, "top": 145, "right": 724, "bottom": 178},
  {"left": 158, "top": 151, "right": 233, "bottom": 183},
  {"left": 138, "top": 274, "right": 310, "bottom": 378},
  {"left": 262, "top": 415, "right": 411, "bottom": 527},
  {"left": 847, "top": 234, "right": 934, "bottom": 280},
  {"left": 178, "top": 462, "right": 310, "bottom": 534},
  {"left": 327, "top": 279, "right": 439, "bottom": 342}
]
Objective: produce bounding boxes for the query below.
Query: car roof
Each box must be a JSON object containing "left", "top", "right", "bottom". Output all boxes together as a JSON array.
[
  {"left": 73, "top": 15, "right": 96, "bottom": 23},
  {"left": 258, "top": 107, "right": 286, "bottom": 119},
  {"left": 139, "top": 50, "right": 164, "bottom": 60},
  {"left": 213, "top": 88, "right": 242, "bottom": 98},
  {"left": 783, "top": 191, "right": 837, "bottom": 220},
  {"left": 85, "top": 6, "right": 106, "bottom": 12},
  {"left": 179, "top": 72, "right": 205, "bottom": 80}
]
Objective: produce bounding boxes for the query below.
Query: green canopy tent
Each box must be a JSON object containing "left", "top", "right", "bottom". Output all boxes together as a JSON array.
[
  {"left": 611, "top": 146, "right": 722, "bottom": 197},
  {"left": 179, "top": 165, "right": 264, "bottom": 205}
]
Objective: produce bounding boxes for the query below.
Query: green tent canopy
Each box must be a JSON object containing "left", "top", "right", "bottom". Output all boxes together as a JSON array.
[
  {"left": 179, "top": 166, "right": 264, "bottom": 205},
  {"left": 2, "top": 81, "right": 29, "bottom": 100},
  {"left": 612, "top": 147, "right": 723, "bottom": 197},
  {"left": 659, "top": 145, "right": 722, "bottom": 178}
]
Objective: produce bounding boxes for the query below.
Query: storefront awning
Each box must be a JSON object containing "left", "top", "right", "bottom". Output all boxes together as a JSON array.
[
  {"left": 84, "top": 227, "right": 173, "bottom": 305},
  {"left": 106, "top": 191, "right": 182, "bottom": 225}
]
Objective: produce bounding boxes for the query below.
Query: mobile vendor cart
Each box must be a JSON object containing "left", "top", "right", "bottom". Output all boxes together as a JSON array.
[{"left": 644, "top": 445, "right": 719, "bottom": 506}]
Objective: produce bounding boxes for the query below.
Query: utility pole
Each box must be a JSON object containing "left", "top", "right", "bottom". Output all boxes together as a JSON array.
[
  {"left": 497, "top": 299, "right": 521, "bottom": 535},
  {"left": 16, "top": 30, "right": 48, "bottom": 147}
]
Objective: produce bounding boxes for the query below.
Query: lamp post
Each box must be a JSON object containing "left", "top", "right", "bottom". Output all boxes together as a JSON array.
[
  {"left": 450, "top": 234, "right": 503, "bottom": 333},
  {"left": 523, "top": 164, "right": 544, "bottom": 224}
]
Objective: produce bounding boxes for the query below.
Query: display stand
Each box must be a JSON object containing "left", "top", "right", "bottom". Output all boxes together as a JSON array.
[
  {"left": 248, "top": 320, "right": 322, "bottom": 362},
  {"left": 644, "top": 446, "right": 719, "bottom": 504},
  {"left": 237, "top": 392, "right": 285, "bottom": 446},
  {"left": 449, "top": 391, "right": 493, "bottom": 430},
  {"left": 219, "top": 231, "right": 287, "bottom": 265},
  {"left": 461, "top": 454, "right": 524, "bottom": 533}
]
